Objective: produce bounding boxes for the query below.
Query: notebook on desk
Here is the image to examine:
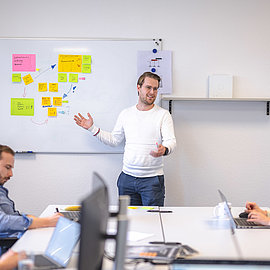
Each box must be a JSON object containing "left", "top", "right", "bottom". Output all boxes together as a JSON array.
[
  {"left": 218, "top": 189, "right": 270, "bottom": 229},
  {"left": 34, "top": 216, "right": 81, "bottom": 269}
]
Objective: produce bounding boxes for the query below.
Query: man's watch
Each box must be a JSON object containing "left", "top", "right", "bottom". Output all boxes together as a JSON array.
[{"left": 163, "top": 147, "right": 169, "bottom": 156}]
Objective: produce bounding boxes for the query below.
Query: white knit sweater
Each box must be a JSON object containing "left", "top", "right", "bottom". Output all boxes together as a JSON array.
[{"left": 88, "top": 105, "right": 176, "bottom": 177}]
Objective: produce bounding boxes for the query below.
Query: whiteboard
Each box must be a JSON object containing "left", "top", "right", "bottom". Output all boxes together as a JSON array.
[{"left": 0, "top": 38, "right": 160, "bottom": 153}]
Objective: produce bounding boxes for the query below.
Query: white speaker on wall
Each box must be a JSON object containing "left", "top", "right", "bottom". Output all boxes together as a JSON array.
[{"left": 208, "top": 74, "right": 233, "bottom": 98}]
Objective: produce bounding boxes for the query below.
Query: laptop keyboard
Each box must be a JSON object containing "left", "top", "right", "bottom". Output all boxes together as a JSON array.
[
  {"left": 234, "top": 218, "right": 257, "bottom": 226},
  {"left": 61, "top": 211, "right": 80, "bottom": 222}
]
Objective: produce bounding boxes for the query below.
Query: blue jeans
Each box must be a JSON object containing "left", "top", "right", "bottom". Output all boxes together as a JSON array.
[{"left": 117, "top": 172, "right": 165, "bottom": 206}]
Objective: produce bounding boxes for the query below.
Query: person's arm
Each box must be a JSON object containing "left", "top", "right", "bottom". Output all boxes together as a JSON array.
[
  {"left": 0, "top": 250, "right": 25, "bottom": 270},
  {"left": 0, "top": 211, "right": 61, "bottom": 235},
  {"left": 0, "top": 211, "right": 32, "bottom": 234},
  {"left": 27, "top": 213, "right": 62, "bottom": 229},
  {"left": 161, "top": 111, "right": 176, "bottom": 154},
  {"left": 150, "top": 111, "right": 176, "bottom": 158},
  {"left": 75, "top": 111, "right": 125, "bottom": 146},
  {"left": 245, "top": 202, "right": 267, "bottom": 216},
  {"left": 74, "top": 113, "right": 93, "bottom": 130},
  {"left": 247, "top": 211, "right": 270, "bottom": 225}
]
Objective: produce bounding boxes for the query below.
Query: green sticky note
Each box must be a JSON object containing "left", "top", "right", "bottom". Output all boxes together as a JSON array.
[
  {"left": 83, "top": 55, "right": 91, "bottom": 64},
  {"left": 69, "top": 73, "right": 78, "bottom": 83},
  {"left": 82, "top": 64, "right": 91, "bottom": 74},
  {"left": 62, "top": 100, "right": 69, "bottom": 103},
  {"left": 12, "top": 73, "right": 21, "bottom": 83},
  {"left": 11, "top": 98, "right": 34, "bottom": 116},
  {"left": 58, "top": 73, "right": 67, "bottom": 82},
  {"left": 141, "top": 206, "right": 154, "bottom": 210}
]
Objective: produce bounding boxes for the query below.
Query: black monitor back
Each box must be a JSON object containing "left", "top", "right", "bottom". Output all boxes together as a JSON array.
[{"left": 78, "top": 172, "right": 109, "bottom": 270}]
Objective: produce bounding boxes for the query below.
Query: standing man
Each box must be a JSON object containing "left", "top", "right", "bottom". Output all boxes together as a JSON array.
[
  {"left": 74, "top": 72, "right": 176, "bottom": 206},
  {"left": 0, "top": 145, "right": 62, "bottom": 239}
]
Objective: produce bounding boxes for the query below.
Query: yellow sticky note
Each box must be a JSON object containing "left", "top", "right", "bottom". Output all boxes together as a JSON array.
[
  {"left": 58, "top": 73, "right": 67, "bottom": 82},
  {"left": 128, "top": 206, "right": 138, "bottom": 209},
  {"left": 69, "top": 74, "right": 78, "bottom": 83},
  {"left": 23, "top": 74, "right": 34, "bottom": 85},
  {"left": 58, "top": 55, "right": 82, "bottom": 73},
  {"left": 82, "top": 64, "right": 91, "bottom": 74},
  {"left": 53, "top": 97, "right": 62, "bottom": 106},
  {"left": 48, "top": 107, "right": 57, "bottom": 117},
  {"left": 42, "top": 97, "right": 51, "bottom": 107},
  {"left": 12, "top": 73, "right": 21, "bottom": 83},
  {"left": 83, "top": 55, "right": 91, "bottom": 64},
  {"left": 49, "top": 83, "right": 58, "bottom": 92},
  {"left": 11, "top": 98, "right": 34, "bottom": 116},
  {"left": 38, "top": 83, "right": 47, "bottom": 92}
]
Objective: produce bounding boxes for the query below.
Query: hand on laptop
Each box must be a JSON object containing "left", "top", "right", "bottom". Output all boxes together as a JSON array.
[
  {"left": 247, "top": 211, "right": 270, "bottom": 226},
  {"left": 246, "top": 202, "right": 268, "bottom": 215}
]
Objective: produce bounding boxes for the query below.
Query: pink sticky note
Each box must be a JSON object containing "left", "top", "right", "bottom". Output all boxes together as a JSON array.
[{"left": 12, "top": 54, "right": 36, "bottom": 72}]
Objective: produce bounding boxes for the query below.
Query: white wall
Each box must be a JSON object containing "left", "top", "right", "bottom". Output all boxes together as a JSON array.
[{"left": 1, "top": 0, "right": 270, "bottom": 215}]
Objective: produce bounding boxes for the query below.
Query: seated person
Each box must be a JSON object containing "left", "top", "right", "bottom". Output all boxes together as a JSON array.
[
  {"left": 0, "top": 249, "right": 25, "bottom": 270},
  {"left": 245, "top": 201, "right": 270, "bottom": 225},
  {"left": 0, "top": 144, "right": 62, "bottom": 240}
]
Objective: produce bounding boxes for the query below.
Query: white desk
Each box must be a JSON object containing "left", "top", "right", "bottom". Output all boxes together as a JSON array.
[
  {"left": 12, "top": 206, "right": 270, "bottom": 269},
  {"left": 162, "top": 207, "right": 270, "bottom": 261}
]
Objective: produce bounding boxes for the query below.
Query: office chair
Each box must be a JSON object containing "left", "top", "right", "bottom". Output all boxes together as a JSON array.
[{"left": 0, "top": 237, "right": 18, "bottom": 255}]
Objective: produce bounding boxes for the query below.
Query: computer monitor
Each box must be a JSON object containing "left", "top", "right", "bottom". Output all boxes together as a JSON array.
[{"left": 78, "top": 172, "right": 109, "bottom": 270}]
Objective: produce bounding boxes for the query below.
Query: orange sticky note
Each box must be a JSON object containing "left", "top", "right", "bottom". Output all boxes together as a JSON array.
[
  {"left": 39, "top": 83, "right": 48, "bottom": 92},
  {"left": 48, "top": 107, "right": 57, "bottom": 117},
  {"left": 58, "top": 55, "right": 82, "bottom": 73},
  {"left": 49, "top": 83, "right": 58, "bottom": 92},
  {"left": 42, "top": 97, "right": 51, "bottom": 106},
  {"left": 23, "top": 74, "right": 34, "bottom": 85},
  {"left": 53, "top": 97, "right": 62, "bottom": 106}
]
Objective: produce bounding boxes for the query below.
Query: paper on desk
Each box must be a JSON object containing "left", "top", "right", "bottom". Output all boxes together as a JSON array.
[{"left": 108, "top": 228, "right": 153, "bottom": 242}]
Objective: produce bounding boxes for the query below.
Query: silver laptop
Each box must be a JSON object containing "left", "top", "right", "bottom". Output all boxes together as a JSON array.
[
  {"left": 218, "top": 189, "right": 270, "bottom": 229},
  {"left": 34, "top": 216, "right": 81, "bottom": 269}
]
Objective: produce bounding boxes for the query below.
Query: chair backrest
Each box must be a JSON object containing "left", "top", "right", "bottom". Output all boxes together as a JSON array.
[{"left": 0, "top": 237, "right": 18, "bottom": 255}]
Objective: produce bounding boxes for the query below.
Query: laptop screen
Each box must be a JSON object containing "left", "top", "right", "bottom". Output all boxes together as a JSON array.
[
  {"left": 78, "top": 172, "right": 109, "bottom": 270},
  {"left": 218, "top": 189, "right": 236, "bottom": 233},
  {"left": 45, "top": 216, "right": 81, "bottom": 267}
]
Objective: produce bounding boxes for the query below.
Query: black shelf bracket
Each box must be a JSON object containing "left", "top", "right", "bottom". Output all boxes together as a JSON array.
[
  {"left": 267, "top": 101, "right": 269, "bottom": 115},
  {"left": 169, "top": 100, "right": 172, "bottom": 114}
]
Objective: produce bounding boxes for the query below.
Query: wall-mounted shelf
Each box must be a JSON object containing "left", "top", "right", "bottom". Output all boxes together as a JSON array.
[{"left": 161, "top": 96, "right": 270, "bottom": 115}]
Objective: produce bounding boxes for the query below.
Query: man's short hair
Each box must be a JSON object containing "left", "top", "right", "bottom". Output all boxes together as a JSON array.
[
  {"left": 137, "top": 72, "right": 161, "bottom": 88},
  {"left": 0, "top": 145, "right": 15, "bottom": 159}
]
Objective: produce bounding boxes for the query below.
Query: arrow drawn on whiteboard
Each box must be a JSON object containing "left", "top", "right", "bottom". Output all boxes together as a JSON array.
[
  {"left": 34, "top": 64, "right": 56, "bottom": 79},
  {"left": 63, "top": 84, "right": 72, "bottom": 99},
  {"left": 31, "top": 118, "right": 48, "bottom": 125},
  {"left": 63, "top": 84, "right": 77, "bottom": 99}
]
